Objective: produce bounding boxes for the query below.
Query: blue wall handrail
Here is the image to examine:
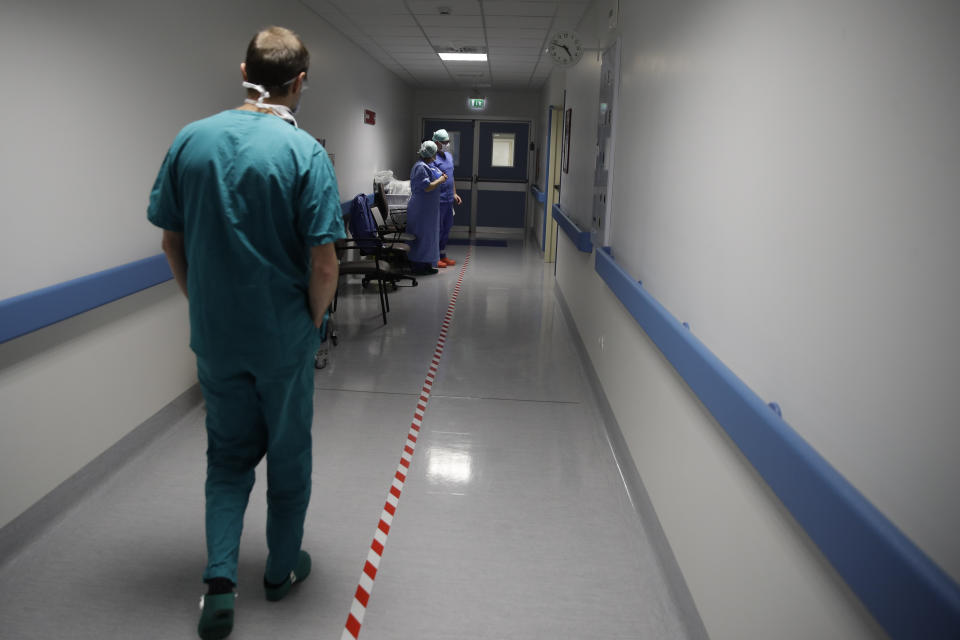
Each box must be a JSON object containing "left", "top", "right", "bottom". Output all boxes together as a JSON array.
[
  {"left": 531, "top": 184, "right": 547, "bottom": 203},
  {"left": 593, "top": 247, "right": 960, "bottom": 639},
  {"left": 0, "top": 255, "right": 173, "bottom": 344},
  {"left": 552, "top": 204, "right": 592, "bottom": 253}
]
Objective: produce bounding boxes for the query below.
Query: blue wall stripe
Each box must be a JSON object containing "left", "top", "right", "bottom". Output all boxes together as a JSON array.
[
  {"left": 593, "top": 246, "right": 960, "bottom": 639},
  {"left": 0, "top": 255, "right": 173, "bottom": 344},
  {"left": 552, "top": 203, "right": 592, "bottom": 253}
]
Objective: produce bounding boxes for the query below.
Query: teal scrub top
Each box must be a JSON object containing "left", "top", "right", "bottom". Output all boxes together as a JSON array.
[{"left": 147, "top": 110, "right": 345, "bottom": 361}]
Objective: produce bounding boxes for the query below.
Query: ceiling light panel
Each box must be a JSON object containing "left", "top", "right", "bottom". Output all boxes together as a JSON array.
[
  {"left": 438, "top": 52, "right": 488, "bottom": 61},
  {"left": 433, "top": 45, "right": 487, "bottom": 53}
]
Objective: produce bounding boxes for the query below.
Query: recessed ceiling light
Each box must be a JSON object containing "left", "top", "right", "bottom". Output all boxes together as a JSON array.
[{"left": 438, "top": 52, "right": 488, "bottom": 61}]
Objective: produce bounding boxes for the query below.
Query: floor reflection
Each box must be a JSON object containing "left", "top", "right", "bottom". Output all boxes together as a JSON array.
[{"left": 425, "top": 444, "right": 473, "bottom": 487}]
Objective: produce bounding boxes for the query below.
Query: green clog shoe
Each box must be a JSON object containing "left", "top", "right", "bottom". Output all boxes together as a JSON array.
[
  {"left": 197, "top": 592, "right": 236, "bottom": 639},
  {"left": 264, "top": 550, "right": 312, "bottom": 602}
]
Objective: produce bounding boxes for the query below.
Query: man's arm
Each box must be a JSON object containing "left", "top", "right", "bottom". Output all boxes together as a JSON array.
[
  {"left": 161, "top": 230, "right": 188, "bottom": 297},
  {"left": 308, "top": 242, "right": 340, "bottom": 328}
]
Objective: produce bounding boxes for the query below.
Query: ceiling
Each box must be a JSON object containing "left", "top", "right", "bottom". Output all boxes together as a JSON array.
[{"left": 300, "top": 0, "right": 593, "bottom": 90}]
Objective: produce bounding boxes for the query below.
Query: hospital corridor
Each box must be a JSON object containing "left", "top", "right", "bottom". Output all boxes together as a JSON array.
[
  {"left": 3, "top": 1, "right": 960, "bottom": 639},
  {"left": 0, "top": 241, "right": 699, "bottom": 639}
]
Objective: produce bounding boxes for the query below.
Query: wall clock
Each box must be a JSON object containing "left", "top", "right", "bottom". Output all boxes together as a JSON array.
[{"left": 547, "top": 30, "right": 583, "bottom": 67}]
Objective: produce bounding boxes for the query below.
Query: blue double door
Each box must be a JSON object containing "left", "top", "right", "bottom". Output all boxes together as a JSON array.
[{"left": 423, "top": 119, "right": 530, "bottom": 235}]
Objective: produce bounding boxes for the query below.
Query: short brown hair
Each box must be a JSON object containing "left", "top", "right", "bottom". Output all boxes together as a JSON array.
[{"left": 245, "top": 26, "right": 309, "bottom": 97}]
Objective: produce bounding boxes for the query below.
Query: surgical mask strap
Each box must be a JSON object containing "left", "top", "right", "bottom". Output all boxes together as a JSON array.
[{"left": 242, "top": 81, "right": 298, "bottom": 128}]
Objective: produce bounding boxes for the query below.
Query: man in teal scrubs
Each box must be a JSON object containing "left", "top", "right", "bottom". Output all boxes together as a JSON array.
[{"left": 147, "top": 26, "right": 343, "bottom": 640}]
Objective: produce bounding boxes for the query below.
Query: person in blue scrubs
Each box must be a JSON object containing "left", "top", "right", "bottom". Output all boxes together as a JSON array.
[
  {"left": 147, "top": 26, "right": 344, "bottom": 640},
  {"left": 406, "top": 141, "right": 448, "bottom": 275},
  {"left": 431, "top": 129, "right": 462, "bottom": 268}
]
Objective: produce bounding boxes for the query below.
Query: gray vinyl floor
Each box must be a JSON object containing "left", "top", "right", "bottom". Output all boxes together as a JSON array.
[{"left": 0, "top": 238, "right": 693, "bottom": 639}]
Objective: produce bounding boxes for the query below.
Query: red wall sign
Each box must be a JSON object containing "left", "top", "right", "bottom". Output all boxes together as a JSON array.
[{"left": 363, "top": 109, "right": 376, "bottom": 125}]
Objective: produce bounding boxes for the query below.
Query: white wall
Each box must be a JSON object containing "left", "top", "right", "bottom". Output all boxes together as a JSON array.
[
  {"left": 0, "top": 0, "right": 413, "bottom": 530},
  {"left": 560, "top": 55, "right": 602, "bottom": 229},
  {"left": 553, "top": 0, "right": 960, "bottom": 638},
  {"left": 0, "top": 0, "right": 413, "bottom": 300},
  {"left": 0, "top": 284, "right": 193, "bottom": 529}
]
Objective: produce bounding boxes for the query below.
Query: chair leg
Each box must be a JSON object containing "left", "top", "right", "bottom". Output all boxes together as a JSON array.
[
  {"left": 377, "top": 277, "right": 388, "bottom": 324},
  {"left": 382, "top": 277, "right": 391, "bottom": 313}
]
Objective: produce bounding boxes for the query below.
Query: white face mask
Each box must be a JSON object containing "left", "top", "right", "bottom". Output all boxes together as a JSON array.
[{"left": 242, "top": 81, "right": 298, "bottom": 127}]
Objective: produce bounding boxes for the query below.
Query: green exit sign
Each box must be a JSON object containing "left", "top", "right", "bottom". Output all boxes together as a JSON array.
[{"left": 468, "top": 97, "right": 486, "bottom": 110}]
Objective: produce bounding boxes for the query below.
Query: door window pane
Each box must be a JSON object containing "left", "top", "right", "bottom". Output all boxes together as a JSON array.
[
  {"left": 450, "top": 131, "right": 461, "bottom": 166},
  {"left": 491, "top": 133, "right": 516, "bottom": 168}
]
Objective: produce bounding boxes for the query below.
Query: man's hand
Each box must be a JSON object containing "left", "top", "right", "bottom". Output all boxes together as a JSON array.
[
  {"left": 308, "top": 242, "right": 339, "bottom": 328},
  {"left": 161, "top": 230, "right": 188, "bottom": 297}
]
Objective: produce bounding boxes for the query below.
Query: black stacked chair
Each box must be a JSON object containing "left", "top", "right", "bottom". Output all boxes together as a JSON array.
[
  {"left": 347, "top": 193, "right": 417, "bottom": 288},
  {"left": 335, "top": 211, "right": 396, "bottom": 324}
]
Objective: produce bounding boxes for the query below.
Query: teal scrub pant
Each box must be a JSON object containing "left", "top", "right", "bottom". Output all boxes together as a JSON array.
[{"left": 197, "top": 351, "right": 315, "bottom": 586}]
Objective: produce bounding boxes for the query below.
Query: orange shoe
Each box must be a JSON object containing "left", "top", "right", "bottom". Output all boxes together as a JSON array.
[
  {"left": 440, "top": 257, "right": 456, "bottom": 266},
  {"left": 436, "top": 260, "right": 447, "bottom": 268}
]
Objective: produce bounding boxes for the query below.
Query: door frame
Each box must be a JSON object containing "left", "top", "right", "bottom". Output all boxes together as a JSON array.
[{"left": 543, "top": 105, "right": 564, "bottom": 262}]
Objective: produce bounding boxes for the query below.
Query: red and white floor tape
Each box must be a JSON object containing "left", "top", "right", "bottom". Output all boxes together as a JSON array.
[{"left": 341, "top": 250, "right": 471, "bottom": 640}]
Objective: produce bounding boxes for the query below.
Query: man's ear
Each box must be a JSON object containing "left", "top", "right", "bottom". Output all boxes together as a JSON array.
[{"left": 240, "top": 63, "right": 248, "bottom": 81}]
